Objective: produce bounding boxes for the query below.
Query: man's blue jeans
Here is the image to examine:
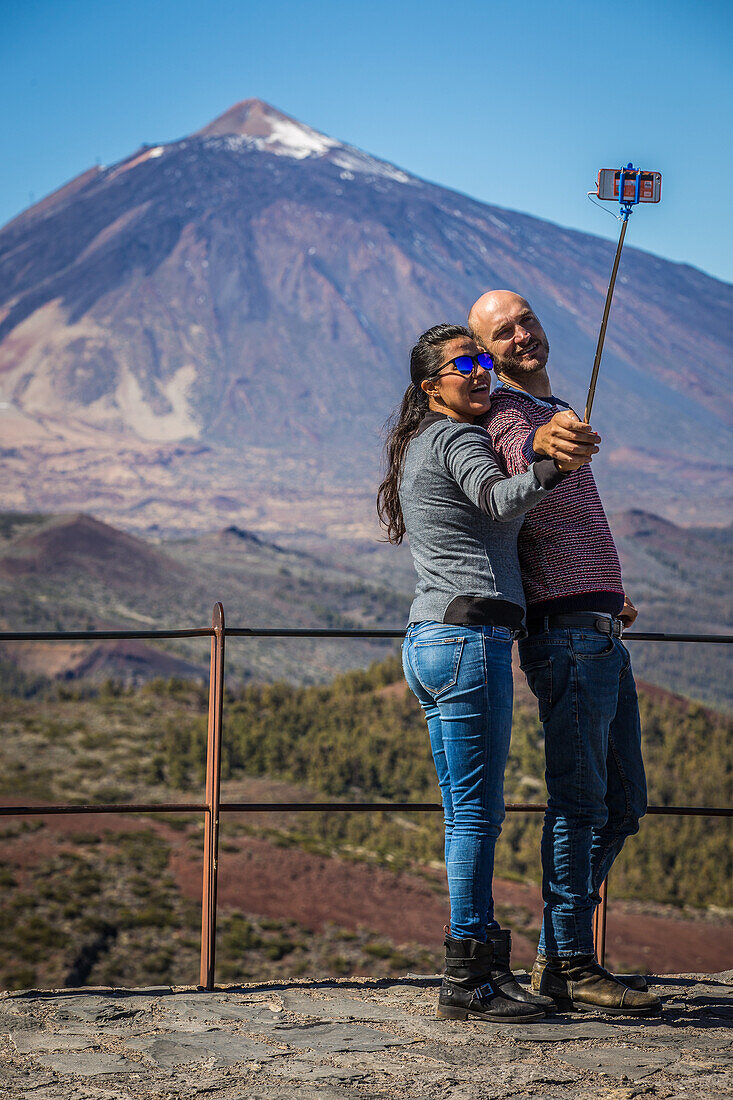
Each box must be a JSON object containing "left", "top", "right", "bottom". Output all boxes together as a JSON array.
[
  {"left": 519, "top": 624, "right": 647, "bottom": 957},
  {"left": 402, "top": 622, "right": 514, "bottom": 941}
]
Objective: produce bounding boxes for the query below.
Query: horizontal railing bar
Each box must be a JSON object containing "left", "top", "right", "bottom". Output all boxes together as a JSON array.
[
  {"left": 3, "top": 628, "right": 731, "bottom": 644},
  {"left": 1, "top": 802, "right": 729, "bottom": 818},
  {"left": 227, "top": 628, "right": 404, "bottom": 638},
  {"left": 0, "top": 803, "right": 207, "bottom": 816},
  {"left": 0, "top": 629, "right": 214, "bottom": 641},
  {"left": 221, "top": 801, "right": 445, "bottom": 812}
]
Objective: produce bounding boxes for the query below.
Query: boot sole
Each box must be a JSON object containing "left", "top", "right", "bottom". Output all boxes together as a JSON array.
[
  {"left": 437, "top": 1004, "right": 546, "bottom": 1023},
  {"left": 553, "top": 995, "right": 661, "bottom": 1016}
]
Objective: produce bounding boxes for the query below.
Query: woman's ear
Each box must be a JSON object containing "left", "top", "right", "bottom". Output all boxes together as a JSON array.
[{"left": 421, "top": 378, "right": 438, "bottom": 397}]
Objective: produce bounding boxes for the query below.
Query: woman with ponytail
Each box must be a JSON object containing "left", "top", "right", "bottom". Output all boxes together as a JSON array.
[{"left": 377, "top": 324, "right": 592, "bottom": 1023}]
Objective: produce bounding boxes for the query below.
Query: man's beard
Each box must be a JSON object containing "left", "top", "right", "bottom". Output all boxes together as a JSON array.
[{"left": 493, "top": 340, "right": 549, "bottom": 381}]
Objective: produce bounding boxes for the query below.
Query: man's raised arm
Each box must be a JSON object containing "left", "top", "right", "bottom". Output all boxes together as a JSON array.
[{"left": 488, "top": 406, "right": 600, "bottom": 477}]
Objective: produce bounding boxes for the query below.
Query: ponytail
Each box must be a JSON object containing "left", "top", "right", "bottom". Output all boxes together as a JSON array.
[
  {"left": 377, "top": 323, "right": 471, "bottom": 544},
  {"left": 377, "top": 382, "right": 429, "bottom": 543}
]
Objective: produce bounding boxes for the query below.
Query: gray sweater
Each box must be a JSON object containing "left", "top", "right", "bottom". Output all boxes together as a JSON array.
[{"left": 399, "top": 413, "right": 563, "bottom": 628}]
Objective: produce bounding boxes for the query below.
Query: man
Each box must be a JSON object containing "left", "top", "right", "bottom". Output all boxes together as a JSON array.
[{"left": 468, "top": 290, "right": 660, "bottom": 1015}]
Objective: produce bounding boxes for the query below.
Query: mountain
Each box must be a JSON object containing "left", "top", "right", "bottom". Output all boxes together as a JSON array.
[
  {"left": 0, "top": 99, "right": 731, "bottom": 537},
  {"left": 0, "top": 512, "right": 186, "bottom": 588}
]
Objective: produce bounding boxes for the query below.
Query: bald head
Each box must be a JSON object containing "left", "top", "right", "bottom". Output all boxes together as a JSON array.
[
  {"left": 468, "top": 290, "right": 532, "bottom": 344},
  {"left": 468, "top": 289, "right": 550, "bottom": 387}
]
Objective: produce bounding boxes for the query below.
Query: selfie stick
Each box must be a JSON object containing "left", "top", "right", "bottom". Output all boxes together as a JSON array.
[{"left": 584, "top": 163, "right": 659, "bottom": 423}]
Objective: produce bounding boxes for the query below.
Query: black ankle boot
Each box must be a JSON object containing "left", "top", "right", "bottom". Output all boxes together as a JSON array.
[
  {"left": 486, "top": 929, "right": 555, "bottom": 1010},
  {"left": 438, "top": 935, "right": 546, "bottom": 1023}
]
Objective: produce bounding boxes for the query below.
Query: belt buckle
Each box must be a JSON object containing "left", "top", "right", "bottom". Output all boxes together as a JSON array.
[{"left": 593, "top": 615, "right": 618, "bottom": 637}]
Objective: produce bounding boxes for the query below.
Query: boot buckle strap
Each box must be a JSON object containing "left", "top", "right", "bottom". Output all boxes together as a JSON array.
[{"left": 475, "top": 981, "right": 497, "bottom": 999}]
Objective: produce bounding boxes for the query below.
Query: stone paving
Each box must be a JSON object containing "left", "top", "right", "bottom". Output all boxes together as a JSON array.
[{"left": 0, "top": 971, "right": 731, "bottom": 1099}]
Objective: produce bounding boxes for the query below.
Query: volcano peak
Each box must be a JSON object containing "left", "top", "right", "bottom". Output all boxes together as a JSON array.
[{"left": 196, "top": 98, "right": 339, "bottom": 159}]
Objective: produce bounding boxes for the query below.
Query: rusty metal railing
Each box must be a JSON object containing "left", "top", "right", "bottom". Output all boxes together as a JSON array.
[{"left": 1, "top": 604, "right": 731, "bottom": 988}]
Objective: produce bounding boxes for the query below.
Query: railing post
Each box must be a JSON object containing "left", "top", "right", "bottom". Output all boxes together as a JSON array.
[
  {"left": 593, "top": 877, "right": 608, "bottom": 966},
  {"left": 199, "top": 603, "right": 225, "bottom": 990}
]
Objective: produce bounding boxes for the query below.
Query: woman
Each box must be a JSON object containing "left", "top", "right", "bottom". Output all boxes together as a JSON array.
[{"left": 377, "top": 324, "right": 590, "bottom": 1023}]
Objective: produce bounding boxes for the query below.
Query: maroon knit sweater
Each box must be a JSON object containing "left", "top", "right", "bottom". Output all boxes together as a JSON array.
[{"left": 485, "top": 385, "right": 624, "bottom": 622}]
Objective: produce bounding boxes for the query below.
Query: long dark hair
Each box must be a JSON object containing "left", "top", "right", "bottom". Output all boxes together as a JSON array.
[{"left": 377, "top": 323, "right": 471, "bottom": 544}]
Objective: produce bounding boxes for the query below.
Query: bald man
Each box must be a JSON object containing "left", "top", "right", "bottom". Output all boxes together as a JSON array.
[{"left": 468, "top": 290, "right": 660, "bottom": 1015}]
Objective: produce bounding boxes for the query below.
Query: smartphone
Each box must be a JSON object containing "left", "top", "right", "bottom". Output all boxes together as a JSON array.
[{"left": 597, "top": 169, "right": 661, "bottom": 203}]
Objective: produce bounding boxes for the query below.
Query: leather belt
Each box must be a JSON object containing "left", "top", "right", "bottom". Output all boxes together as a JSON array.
[{"left": 527, "top": 613, "right": 623, "bottom": 637}]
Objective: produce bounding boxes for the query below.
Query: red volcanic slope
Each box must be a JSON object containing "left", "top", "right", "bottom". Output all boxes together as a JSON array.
[{"left": 1, "top": 807, "right": 730, "bottom": 976}]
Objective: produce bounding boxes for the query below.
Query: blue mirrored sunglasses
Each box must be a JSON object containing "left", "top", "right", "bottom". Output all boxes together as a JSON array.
[{"left": 440, "top": 352, "right": 494, "bottom": 376}]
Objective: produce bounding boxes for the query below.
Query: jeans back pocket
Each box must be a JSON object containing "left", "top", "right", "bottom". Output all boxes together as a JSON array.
[{"left": 412, "top": 636, "right": 465, "bottom": 697}]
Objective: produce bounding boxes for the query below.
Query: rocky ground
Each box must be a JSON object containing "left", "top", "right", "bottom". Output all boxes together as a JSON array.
[{"left": 1, "top": 971, "right": 731, "bottom": 1100}]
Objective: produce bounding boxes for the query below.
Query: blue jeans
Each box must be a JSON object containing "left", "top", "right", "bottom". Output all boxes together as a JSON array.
[
  {"left": 402, "top": 622, "right": 514, "bottom": 941},
  {"left": 519, "top": 625, "right": 647, "bottom": 956}
]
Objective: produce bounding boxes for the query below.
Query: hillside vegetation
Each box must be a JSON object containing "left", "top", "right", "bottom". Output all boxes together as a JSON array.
[
  {"left": 195, "top": 657, "right": 733, "bottom": 910},
  {"left": 1, "top": 657, "right": 729, "bottom": 910},
  {"left": 0, "top": 656, "right": 730, "bottom": 991}
]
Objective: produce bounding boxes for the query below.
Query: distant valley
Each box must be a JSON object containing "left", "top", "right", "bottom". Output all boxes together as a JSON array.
[{"left": 0, "top": 507, "right": 730, "bottom": 710}]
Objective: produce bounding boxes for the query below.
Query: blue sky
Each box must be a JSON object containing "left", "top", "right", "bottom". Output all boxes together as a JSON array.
[{"left": 1, "top": 0, "right": 731, "bottom": 282}]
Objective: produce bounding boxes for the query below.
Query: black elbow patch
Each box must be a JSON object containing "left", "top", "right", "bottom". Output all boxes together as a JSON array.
[
  {"left": 478, "top": 475, "right": 505, "bottom": 518},
  {"left": 533, "top": 459, "right": 566, "bottom": 489}
]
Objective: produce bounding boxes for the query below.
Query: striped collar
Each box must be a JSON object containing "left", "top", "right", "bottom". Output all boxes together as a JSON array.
[{"left": 492, "top": 380, "right": 571, "bottom": 411}]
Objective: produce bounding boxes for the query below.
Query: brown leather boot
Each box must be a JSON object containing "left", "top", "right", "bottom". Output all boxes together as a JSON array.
[
  {"left": 537, "top": 953, "right": 661, "bottom": 1016},
  {"left": 532, "top": 953, "right": 649, "bottom": 993}
]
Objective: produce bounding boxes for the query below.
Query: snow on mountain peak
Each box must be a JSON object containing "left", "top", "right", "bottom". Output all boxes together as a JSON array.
[
  {"left": 197, "top": 99, "right": 411, "bottom": 182},
  {"left": 198, "top": 99, "right": 334, "bottom": 149},
  {"left": 255, "top": 112, "right": 339, "bottom": 159}
]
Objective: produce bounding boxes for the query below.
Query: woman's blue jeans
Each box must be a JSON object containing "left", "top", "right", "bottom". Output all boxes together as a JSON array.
[{"left": 402, "top": 621, "right": 514, "bottom": 941}]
